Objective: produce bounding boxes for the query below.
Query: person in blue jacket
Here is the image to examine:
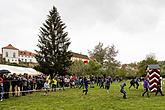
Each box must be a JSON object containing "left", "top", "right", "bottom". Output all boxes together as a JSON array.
[
  {"left": 83, "top": 77, "right": 89, "bottom": 95},
  {"left": 142, "top": 77, "right": 150, "bottom": 97},
  {"left": 120, "top": 82, "right": 126, "bottom": 99}
]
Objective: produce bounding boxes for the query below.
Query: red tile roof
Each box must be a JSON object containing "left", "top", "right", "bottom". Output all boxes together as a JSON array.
[
  {"left": 19, "top": 50, "right": 36, "bottom": 57},
  {"left": 71, "top": 52, "right": 89, "bottom": 60},
  {"left": 2, "top": 44, "right": 19, "bottom": 50}
]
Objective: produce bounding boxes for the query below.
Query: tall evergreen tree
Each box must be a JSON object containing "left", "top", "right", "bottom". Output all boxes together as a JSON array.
[{"left": 35, "top": 6, "right": 72, "bottom": 77}]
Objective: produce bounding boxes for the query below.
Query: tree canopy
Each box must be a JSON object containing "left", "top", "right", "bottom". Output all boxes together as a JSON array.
[
  {"left": 35, "top": 6, "right": 72, "bottom": 77},
  {"left": 137, "top": 54, "right": 158, "bottom": 76},
  {"left": 89, "top": 42, "right": 119, "bottom": 77}
]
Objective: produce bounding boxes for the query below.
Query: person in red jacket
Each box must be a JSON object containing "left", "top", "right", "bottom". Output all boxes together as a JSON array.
[
  {"left": 71, "top": 74, "right": 76, "bottom": 81},
  {"left": 0, "top": 74, "right": 4, "bottom": 101}
]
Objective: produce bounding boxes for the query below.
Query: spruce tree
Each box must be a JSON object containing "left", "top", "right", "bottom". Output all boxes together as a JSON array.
[{"left": 35, "top": 6, "right": 72, "bottom": 77}]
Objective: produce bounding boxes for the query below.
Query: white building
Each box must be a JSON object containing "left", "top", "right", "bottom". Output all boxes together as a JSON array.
[
  {"left": 2, "top": 44, "right": 37, "bottom": 64},
  {"left": 18, "top": 50, "right": 37, "bottom": 63},
  {"left": 1, "top": 44, "right": 89, "bottom": 65}
]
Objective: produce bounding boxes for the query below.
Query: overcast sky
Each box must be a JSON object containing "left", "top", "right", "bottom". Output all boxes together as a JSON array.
[{"left": 1, "top": 0, "right": 165, "bottom": 64}]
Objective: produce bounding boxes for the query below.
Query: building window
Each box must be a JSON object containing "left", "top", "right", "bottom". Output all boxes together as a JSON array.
[
  {"left": 30, "top": 59, "right": 32, "bottom": 62},
  {"left": 6, "top": 52, "right": 8, "bottom": 57},
  {"left": 13, "top": 52, "right": 16, "bottom": 58},
  {"left": 25, "top": 59, "right": 27, "bottom": 62}
]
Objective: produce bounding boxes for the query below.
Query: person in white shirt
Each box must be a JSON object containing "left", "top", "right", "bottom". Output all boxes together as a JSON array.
[{"left": 44, "top": 80, "right": 50, "bottom": 96}]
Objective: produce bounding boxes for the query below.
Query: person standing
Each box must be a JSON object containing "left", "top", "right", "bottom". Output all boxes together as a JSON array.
[
  {"left": 120, "top": 82, "right": 127, "bottom": 99},
  {"left": 15, "top": 75, "right": 21, "bottom": 97},
  {"left": 11, "top": 73, "right": 17, "bottom": 96},
  {"left": 105, "top": 77, "right": 111, "bottom": 94},
  {"left": 64, "top": 76, "right": 70, "bottom": 87},
  {"left": 22, "top": 75, "right": 28, "bottom": 96},
  {"left": 44, "top": 80, "right": 50, "bottom": 96},
  {"left": 142, "top": 77, "right": 150, "bottom": 97},
  {"left": 0, "top": 75, "right": 4, "bottom": 101},
  {"left": 52, "top": 77, "right": 57, "bottom": 92},
  {"left": 3, "top": 74, "right": 10, "bottom": 99}
]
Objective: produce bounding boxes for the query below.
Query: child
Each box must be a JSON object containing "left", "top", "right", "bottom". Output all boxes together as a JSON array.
[
  {"left": 44, "top": 80, "right": 50, "bottom": 96},
  {"left": 120, "top": 82, "right": 126, "bottom": 99},
  {"left": 142, "top": 77, "right": 149, "bottom": 97}
]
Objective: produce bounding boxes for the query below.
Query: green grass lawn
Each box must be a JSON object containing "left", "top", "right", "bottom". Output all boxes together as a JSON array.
[{"left": 1, "top": 81, "right": 165, "bottom": 110}]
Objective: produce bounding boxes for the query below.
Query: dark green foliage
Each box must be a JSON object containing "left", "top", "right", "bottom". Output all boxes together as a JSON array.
[
  {"left": 89, "top": 42, "right": 106, "bottom": 65},
  {"left": 159, "top": 61, "right": 165, "bottom": 77},
  {"left": 35, "top": 6, "right": 72, "bottom": 77},
  {"left": 69, "top": 60, "right": 87, "bottom": 76},
  {"left": 89, "top": 42, "right": 119, "bottom": 76},
  {"left": 137, "top": 57, "right": 158, "bottom": 76},
  {"left": 86, "top": 60, "right": 102, "bottom": 75}
]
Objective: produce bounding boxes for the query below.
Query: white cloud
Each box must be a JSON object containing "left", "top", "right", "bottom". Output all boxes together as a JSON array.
[{"left": 1, "top": 0, "right": 165, "bottom": 64}]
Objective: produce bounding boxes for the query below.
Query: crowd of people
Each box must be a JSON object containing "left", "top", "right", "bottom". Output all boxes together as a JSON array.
[
  {"left": 0, "top": 73, "right": 164, "bottom": 101},
  {"left": 0, "top": 73, "right": 114, "bottom": 101},
  {"left": 0, "top": 73, "right": 45, "bottom": 101}
]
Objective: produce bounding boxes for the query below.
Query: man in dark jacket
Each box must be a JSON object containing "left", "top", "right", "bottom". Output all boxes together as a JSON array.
[
  {"left": 0, "top": 74, "right": 3, "bottom": 101},
  {"left": 11, "top": 73, "right": 17, "bottom": 96},
  {"left": 105, "top": 76, "right": 111, "bottom": 94},
  {"left": 155, "top": 79, "right": 164, "bottom": 96},
  {"left": 3, "top": 75, "right": 10, "bottom": 99},
  {"left": 129, "top": 78, "right": 135, "bottom": 89},
  {"left": 83, "top": 77, "right": 89, "bottom": 95},
  {"left": 120, "top": 82, "right": 126, "bottom": 99}
]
